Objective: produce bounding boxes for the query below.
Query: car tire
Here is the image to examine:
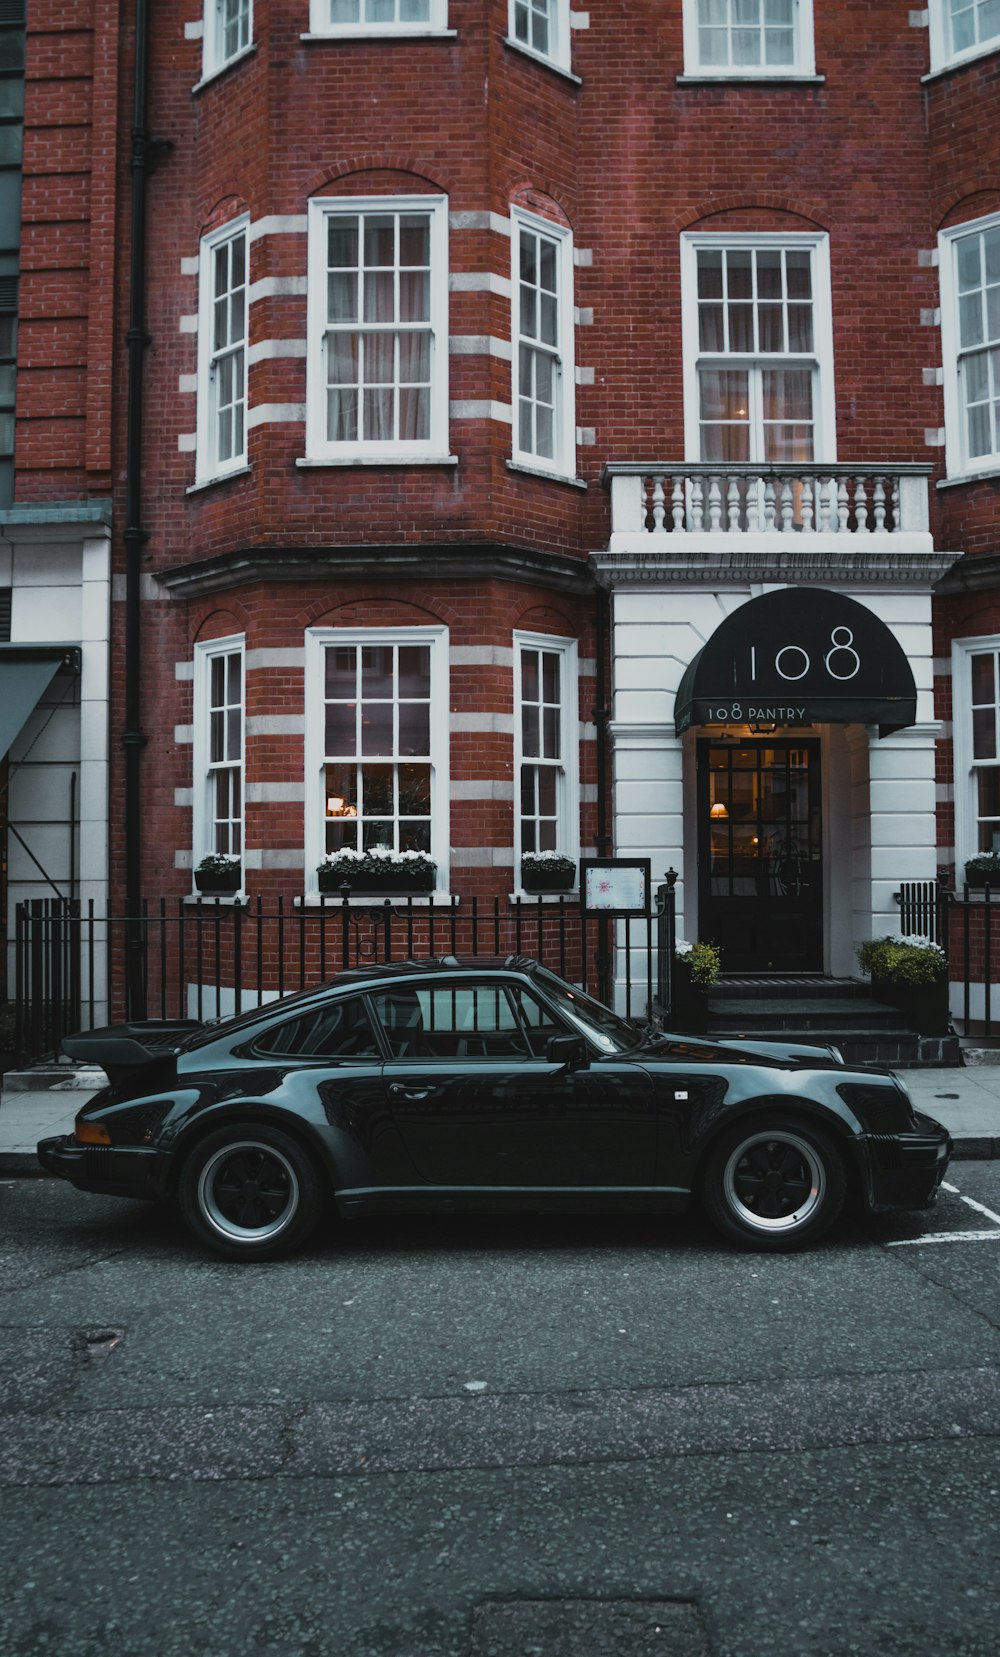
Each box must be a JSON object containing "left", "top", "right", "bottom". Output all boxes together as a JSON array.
[
  {"left": 178, "top": 1123, "right": 323, "bottom": 1261},
  {"left": 701, "top": 1114, "right": 846, "bottom": 1252}
]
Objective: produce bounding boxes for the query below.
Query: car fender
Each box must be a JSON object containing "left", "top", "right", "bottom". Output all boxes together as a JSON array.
[
  {"left": 163, "top": 1095, "right": 350, "bottom": 1197},
  {"left": 687, "top": 1088, "right": 869, "bottom": 1193}
]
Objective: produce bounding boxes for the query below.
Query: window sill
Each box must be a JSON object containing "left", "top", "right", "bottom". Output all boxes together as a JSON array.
[
  {"left": 296, "top": 891, "right": 457, "bottom": 907},
  {"left": 186, "top": 464, "right": 252, "bottom": 496},
  {"left": 192, "top": 42, "right": 257, "bottom": 94},
  {"left": 923, "top": 42, "right": 1000, "bottom": 83},
  {"left": 675, "top": 71, "right": 824, "bottom": 86},
  {"left": 502, "top": 36, "right": 581, "bottom": 85},
  {"left": 295, "top": 454, "right": 459, "bottom": 468},
  {"left": 506, "top": 459, "right": 587, "bottom": 490},
  {"left": 512, "top": 889, "right": 579, "bottom": 903},
  {"left": 299, "top": 29, "right": 458, "bottom": 43},
  {"left": 184, "top": 892, "right": 249, "bottom": 906},
  {"left": 936, "top": 467, "right": 1000, "bottom": 491}
]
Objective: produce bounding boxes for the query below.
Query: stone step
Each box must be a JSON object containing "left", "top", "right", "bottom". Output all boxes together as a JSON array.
[
  {"left": 709, "top": 995, "right": 903, "bottom": 1032},
  {"left": 715, "top": 976, "right": 865, "bottom": 1001}
]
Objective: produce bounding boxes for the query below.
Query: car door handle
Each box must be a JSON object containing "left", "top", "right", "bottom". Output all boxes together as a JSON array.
[{"left": 388, "top": 1083, "right": 433, "bottom": 1101}]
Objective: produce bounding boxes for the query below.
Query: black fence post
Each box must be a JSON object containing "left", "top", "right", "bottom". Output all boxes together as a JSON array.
[{"left": 655, "top": 869, "right": 678, "bottom": 1023}]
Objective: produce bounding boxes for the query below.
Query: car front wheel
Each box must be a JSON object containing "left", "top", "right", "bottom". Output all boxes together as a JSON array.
[
  {"left": 178, "top": 1124, "right": 323, "bottom": 1261},
  {"left": 701, "top": 1116, "right": 846, "bottom": 1252}
]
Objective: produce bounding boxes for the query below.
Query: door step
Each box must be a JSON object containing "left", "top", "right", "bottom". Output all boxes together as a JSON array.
[{"left": 707, "top": 976, "right": 960, "bottom": 1067}]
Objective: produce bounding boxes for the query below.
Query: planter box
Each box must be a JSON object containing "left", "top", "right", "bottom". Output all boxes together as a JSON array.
[
  {"left": 669, "top": 975, "right": 711, "bottom": 1034},
  {"left": 194, "top": 867, "right": 241, "bottom": 895},
  {"left": 521, "top": 864, "right": 576, "bottom": 894},
  {"left": 871, "top": 974, "right": 950, "bottom": 1037},
  {"left": 318, "top": 866, "right": 436, "bottom": 895},
  {"left": 964, "top": 870, "right": 1000, "bottom": 891}
]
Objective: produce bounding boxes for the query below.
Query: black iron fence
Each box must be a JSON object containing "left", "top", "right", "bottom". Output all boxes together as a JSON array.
[{"left": 15, "top": 883, "right": 681, "bottom": 1065}]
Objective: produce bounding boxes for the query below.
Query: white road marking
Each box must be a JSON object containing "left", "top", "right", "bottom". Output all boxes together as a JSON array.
[
  {"left": 886, "top": 1179, "right": 1000, "bottom": 1246},
  {"left": 941, "top": 1180, "right": 1000, "bottom": 1228},
  {"left": 889, "top": 1229, "right": 1000, "bottom": 1247}
]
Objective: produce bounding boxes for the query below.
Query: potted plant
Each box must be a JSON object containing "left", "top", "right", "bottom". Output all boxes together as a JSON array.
[
  {"left": 317, "top": 846, "right": 437, "bottom": 895},
  {"left": 670, "top": 939, "right": 721, "bottom": 1034},
  {"left": 856, "top": 934, "right": 950, "bottom": 1036},
  {"left": 194, "top": 853, "right": 242, "bottom": 895},
  {"left": 520, "top": 851, "right": 577, "bottom": 894},
  {"left": 963, "top": 853, "right": 1000, "bottom": 890}
]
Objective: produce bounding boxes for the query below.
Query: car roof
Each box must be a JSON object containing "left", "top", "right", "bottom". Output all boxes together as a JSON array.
[{"left": 331, "top": 955, "right": 540, "bottom": 986}]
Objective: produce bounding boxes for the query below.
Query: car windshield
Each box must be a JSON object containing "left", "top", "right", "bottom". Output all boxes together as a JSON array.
[{"left": 534, "top": 968, "right": 642, "bottom": 1054}]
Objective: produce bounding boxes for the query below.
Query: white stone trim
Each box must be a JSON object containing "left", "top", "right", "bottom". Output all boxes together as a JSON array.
[
  {"left": 449, "top": 271, "right": 512, "bottom": 296},
  {"left": 249, "top": 276, "right": 308, "bottom": 303},
  {"left": 248, "top": 215, "right": 308, "bottom": 242},
  {"left": 450, "top": 712, "right": 515, "bottom": 733},
  {"left": 450, "top": 211, "right": 511, "bottom": 236},
  {"left": 245, "top": 714, "right": 304, "bottom": 736},
  {"left": 245, "top": 781, "right": 306, "bottom": 803},
  {"left": 450, "top": 400, "right": 513, "bottom": 422},
  {"left": 451, "top": 846, "right": 516, "bottom": 867},
  {"left": 247, "top": 339, "right": 307, "bottom": 364},
  {"left": 247, "top": 403, "right": 306, "bottom": 428},
  {"left": 451, "top": 780, "right": 516, "bottom": 800},
  {"left": 245, "top": 646, "right": 306, "bottom": 670},
  {"left": 175, "top": 725, "right": 195, "bottom": 745},
  {"left": 175, "top": 661, "right": 195, "bottom": 681},
  {"left": 450, "top": 645, "right": 515, "bottom": 666},
  {"left": 449, "top": 335, "right": 513, "bottom": 359}
]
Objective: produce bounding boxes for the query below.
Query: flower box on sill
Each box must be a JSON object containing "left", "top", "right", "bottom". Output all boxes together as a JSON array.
[
  {"left": 317, "top": 849, "right": 437, "bottom": 896},
  {"left": 520, "top": 854, "right": 576, "bottom": 894},
  {"left": 194, "top": 858, "right": 242, "bottom": 896}
]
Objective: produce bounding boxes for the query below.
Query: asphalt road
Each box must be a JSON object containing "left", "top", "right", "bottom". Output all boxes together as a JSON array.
[{"left": 2, "top": 1169, "right": 1000, "bottom": 1657}]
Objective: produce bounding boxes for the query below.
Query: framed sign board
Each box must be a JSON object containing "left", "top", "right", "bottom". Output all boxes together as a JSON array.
[{"left": 581, "top": 858, "right": 651, "bottom": 916}]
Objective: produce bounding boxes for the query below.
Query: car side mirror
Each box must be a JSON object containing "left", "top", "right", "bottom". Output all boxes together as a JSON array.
[{"left": 546, "top": 1034, "right": 589, "bottom": 1070}]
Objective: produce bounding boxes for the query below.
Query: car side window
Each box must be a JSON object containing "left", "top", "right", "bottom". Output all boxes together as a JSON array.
[
  {"left": 251, "top": 996, "right": 381, "bottom": 1059},
  {"left": 507, "top": 983, "right": 568, "bottom": 1056},
  {"left": 371, "top": 984, "right": 530, "bottom": 1060}
]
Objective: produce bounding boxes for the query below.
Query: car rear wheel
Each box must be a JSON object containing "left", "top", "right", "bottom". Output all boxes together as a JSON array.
[
  {"left": 178, "top": 1124, "right": 322, "bottom": 1261},
  {"left": 701, "top": 1115, "right": 846, "bottom": 1252}
]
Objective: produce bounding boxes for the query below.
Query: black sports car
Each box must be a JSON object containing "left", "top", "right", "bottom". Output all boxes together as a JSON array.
[{"left": 37, "top": 956, "right": 952, "bottom": 1260}]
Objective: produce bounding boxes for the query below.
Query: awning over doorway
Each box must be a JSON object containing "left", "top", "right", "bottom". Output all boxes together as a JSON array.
[
  {"left": 0, "top": 645, "right": 81, "bottom": 760},
  {"left": 674, "top": 588, "right": 918, "bottom": 737}
]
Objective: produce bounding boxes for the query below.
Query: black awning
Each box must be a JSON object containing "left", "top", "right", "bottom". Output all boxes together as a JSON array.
[
  {"left": 0, "top": 646, "right": 81, "bottom": 760},
  {"left": 674, "top": 588, "right": 917, "bottom": 737}
]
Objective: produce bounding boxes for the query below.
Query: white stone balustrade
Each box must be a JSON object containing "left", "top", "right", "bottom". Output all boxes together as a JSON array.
[{"left": 604, "top": 464, "right": 932, "bottom": 541}]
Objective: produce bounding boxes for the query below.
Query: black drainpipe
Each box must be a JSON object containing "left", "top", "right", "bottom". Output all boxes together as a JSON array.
[{"left": 123, "top": 0, "right": 170, "bottom": 1014}]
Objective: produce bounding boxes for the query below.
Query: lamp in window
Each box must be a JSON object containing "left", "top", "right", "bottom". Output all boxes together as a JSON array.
[
  {"left": 709, "top": 801, "right": 729, "bottom": 820},
  {"left": 326, "top": 794, "right": 357, "bottom": 818}
]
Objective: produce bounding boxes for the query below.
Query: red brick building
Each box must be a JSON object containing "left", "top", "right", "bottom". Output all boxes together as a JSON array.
[{"left": 7, "top": 1, "right": 1000, "bottom": 1025}]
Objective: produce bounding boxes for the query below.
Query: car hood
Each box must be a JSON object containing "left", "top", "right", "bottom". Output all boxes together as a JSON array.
[{"left": 643, "top": 1030, "right": 845, "bottom": 1067}]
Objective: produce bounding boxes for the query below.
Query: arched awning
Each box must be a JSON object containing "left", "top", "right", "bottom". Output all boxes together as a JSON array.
[{"left": 674, "top": 588, "right": 917, "bottom": 737}]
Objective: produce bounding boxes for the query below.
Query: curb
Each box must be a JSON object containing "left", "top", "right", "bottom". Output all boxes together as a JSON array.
[{"left": 4, "top": 1135, "right": 1000, "bottom": 1180}]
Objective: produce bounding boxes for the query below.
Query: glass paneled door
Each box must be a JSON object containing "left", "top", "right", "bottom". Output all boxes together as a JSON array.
[{"left": 698, "top": 740, "right": 822, "bottom": 972}]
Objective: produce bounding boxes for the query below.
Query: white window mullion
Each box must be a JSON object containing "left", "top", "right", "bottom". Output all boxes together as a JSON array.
[
  {"left": 684, "top": 0, "right": 814, "bottom": 77},
  {"left": 194, "top": 635, "right": 245, "bottom": 873},
  {"left": 511, "top": 208, "right": 575, "bottom": 478},
  {"left": 196, "top": 216, "right": 249, "bottom": 483}
]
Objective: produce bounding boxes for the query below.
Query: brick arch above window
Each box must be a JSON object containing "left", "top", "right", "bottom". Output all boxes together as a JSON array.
[
  {"left": 938, "top": 189, "right": 1000, "bottom": 232},
  {"left": 192, "top": 604, "right": 251, "bottom": 644},
  {"left": 303, "top": 595, "right": 454, "bottom": 630},
  {"left": 508, "top": 184, "right": 575, "bottom": 232},
  {"left": 198, "top": 195, "right": 253, "bottom": 238},
  {"left": 674, "top": 196, "right": 828, "bottom": 234},
  {"left": 512, "top": 601, "right": 577, "bottom": 636},
  {"left": 310, "top": 159, "right": 453, "bottom": 197}
]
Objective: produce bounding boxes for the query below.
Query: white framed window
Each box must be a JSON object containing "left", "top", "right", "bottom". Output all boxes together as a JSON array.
[
  {"left": 940, "top": 212, "right": 1000, "bottom": 480},
  {"left": 511, "top": 209, "right": 576, "bottom": 477},
  {"left": 308, "top": 1, "right": 448, "bottom": 35},
  {"left": 508, "top": 1, "right": 571, "bottom": 72},
  {"left": 193, "top": 636, "right": 245, "bottom": 871},
  {"left": 304, "top": 626, "right": 450, "bottom": 891},
  {"left": 682, "top": 0, "right": 815, "bottom": 77},
  {"left": 196, "top": 216, "right": 249, "bottom": 483},
  {"left": 953, "top": 636, "right": 1000, "bottom": 872},
  {"left": 929, "top": 0, "right": 1000, "bottom": 72},
  {"left": 680, "top": 231, "right": 836, "bottom": 464},
  {"left": 204, "top": 0, "right": 253, "bottom": 78},
  {"left": 514, "top": 632, "right": 579, "bottom": 879},
  {"left": 306, "top": 196, "right": 449, "bottom": 462}
]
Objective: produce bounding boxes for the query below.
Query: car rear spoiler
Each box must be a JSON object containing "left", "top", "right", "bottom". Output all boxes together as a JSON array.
[{"left": 62, "top": 1020, "right": 204, "bottom": 1087}]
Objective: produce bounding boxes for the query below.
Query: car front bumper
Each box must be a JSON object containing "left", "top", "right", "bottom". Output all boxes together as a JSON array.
[
  {"left": 37, "top": 1134, "right": 169, "bottom": 1200},
  {"left": 865, "top": 1111, "right": 953, "bottom": 1211}
]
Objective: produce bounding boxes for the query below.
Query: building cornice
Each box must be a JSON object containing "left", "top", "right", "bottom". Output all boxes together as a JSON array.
[
  {"left": 155, "top": 543, "right": 596, "bottom": 599},
  {"left": 590, "top": 547, "right": 959, "bottom": 591},
  {"left": 934, "top": 551, "right": 1000, "bottom": 595}
]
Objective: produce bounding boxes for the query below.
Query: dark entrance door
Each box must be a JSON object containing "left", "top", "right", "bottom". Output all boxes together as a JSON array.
[{"left": 698, "top": 739, "right": 823, "bottom": 972}]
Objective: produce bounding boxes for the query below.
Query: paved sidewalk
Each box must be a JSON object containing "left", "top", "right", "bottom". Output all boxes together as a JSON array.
[{"left": 2, "top": 1066, "right": 1000, "bottom": 1173}]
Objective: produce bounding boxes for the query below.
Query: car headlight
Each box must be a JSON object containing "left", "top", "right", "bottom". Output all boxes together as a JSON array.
[{"left": 837, "top": 1082, "right": 915, "bottom": 1133}]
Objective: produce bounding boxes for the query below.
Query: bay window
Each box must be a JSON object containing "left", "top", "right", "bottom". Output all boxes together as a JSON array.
[
  {"left": 940, "top": 213, "right": 1000, "bottom": 479},
  {"left": 204, "top": 0, "right": 252, "bottom": 77},
  {"left": 305, "top": 626, "right": 449, "bottom": 889},
  {"left": 511, "top": 208, "right": 575, "bottom": 477},
  {"left": 954, "top": 638, "right": 1000, "bottom": 871},
  {"left": 309, "top": 0, "right": 447, "bottom": 31},
  {"left": 194, "top": 637, "right": 244, "bottom": 870},
  {"left": 306, "top": 196, "right": 448, "bottom": 460},
  {"left": 196, "top": 217, "right": 248, "bottom": 482},
  {"left": 515, "top": 633, "right": 579, "bottom": 875},
  {"left": 509, "top": 1, "right": 571, "bottom": 71},
  {"left": 929, "top": 0, "right": 1000, "bottom": 71}
]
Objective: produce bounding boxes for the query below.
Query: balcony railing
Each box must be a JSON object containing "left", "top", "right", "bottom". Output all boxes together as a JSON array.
[{"left": 603, "top": 463, "right": 932, "bottom": 539}]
